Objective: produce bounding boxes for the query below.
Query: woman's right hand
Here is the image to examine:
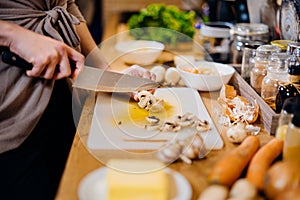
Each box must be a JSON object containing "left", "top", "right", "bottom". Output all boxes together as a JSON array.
[{"left": 0, "top": 20, "right": 84, "bottom": 80}]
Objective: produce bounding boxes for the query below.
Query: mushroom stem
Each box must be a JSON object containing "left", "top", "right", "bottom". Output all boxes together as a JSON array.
[{"left": 180, "top": 154, "right": 192, "bottom": 165}]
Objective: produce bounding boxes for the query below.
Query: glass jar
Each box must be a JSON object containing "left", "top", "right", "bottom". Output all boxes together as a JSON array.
[
  {"left": 261, "top": 52, "right": 291, "bottom": 110},
  {"left": 283, "top": 112, "right": 300, "bottom": 164},
  {"left": 250, "top": 45, "right": 281, "bottom": 94},
  {"left": 241, "top": 47, "right": 256, "bottom": 83},
  {"left": 275, "top": 97, "right": 300, "bottom": 140},
  {"left": 230, "top": 23, "right": 270, "bottom": 64}
]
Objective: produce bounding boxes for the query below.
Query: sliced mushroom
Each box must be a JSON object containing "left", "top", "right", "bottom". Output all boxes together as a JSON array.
[
  {"left": 146, "top": 116, "right": 160, "bottom": 125},
  {"left": 159, "top": 122, "right": 181, "bottom": 132}
]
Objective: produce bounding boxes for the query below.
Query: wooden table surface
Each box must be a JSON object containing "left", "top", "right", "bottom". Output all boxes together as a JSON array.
[{"left": 55, "top": 14, "right": 273, "bottom": 200}]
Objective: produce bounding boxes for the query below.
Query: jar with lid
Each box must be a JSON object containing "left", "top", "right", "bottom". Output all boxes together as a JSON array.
[
  {"left": 261, "top": 52, "right": 291, "bottom": 110},
  {"left": 250, "top": 44, "right": 281, "bottom": 94},
  {"left": 275, "top": 96, "right": 300, "bottom": 140},
  {"left": 230, "top": 23, "right": 270, "bottom": 64},
  {"left": 283, "top": 111, "right": 300, "bottom": 164}
]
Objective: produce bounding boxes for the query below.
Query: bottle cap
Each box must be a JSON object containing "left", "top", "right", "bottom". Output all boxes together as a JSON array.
[
  {"left": 288, "top": 64, "right": 300, "bottom": 75},
  {"left": 292, "top": 111, "right": 300, "bottom": 127},
  {"left": 283, "top": 97, "right": 300, "bottom": 113}
]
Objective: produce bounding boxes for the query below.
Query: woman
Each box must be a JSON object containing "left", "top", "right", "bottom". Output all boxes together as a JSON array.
[{"left": 0, "top": 1, "right": 154, "bottom": 199}]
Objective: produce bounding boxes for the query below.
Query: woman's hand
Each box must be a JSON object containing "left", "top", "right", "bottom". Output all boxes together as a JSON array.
[
  {"left": 122, "top": 65, "right": 157, "bottom": 101},
  {"left": 1, "top": 20, "right": 84, "bottom": 80},
  {"left": 122, "top": 65, "right": 156, "bottom": 81}
]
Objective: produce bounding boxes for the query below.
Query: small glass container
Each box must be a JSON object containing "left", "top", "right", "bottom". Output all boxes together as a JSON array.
[
  {"left": 261, "top": 52, "right": 291, "bottom": 110},
  {"left": 283, "top": 112, "right": 300, "bottom": 165},
  {"left": 250, "top": 44, "right": 281, "bottom": 94},
  {"left": 241, "top": 47, "right": 256, "bottom": 83},
  {"left": 275, "top": 97, "right": 300, "bottom": 139},
  {"left": 230, "top": 23, "right": 269, "bottom": 64}
]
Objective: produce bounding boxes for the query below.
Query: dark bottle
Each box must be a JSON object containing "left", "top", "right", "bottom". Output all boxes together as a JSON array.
[{"left": 275, "top": 49, "right": 300, "bottom": 113}]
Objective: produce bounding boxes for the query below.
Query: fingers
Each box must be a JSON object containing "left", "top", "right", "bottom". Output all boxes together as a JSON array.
[
  {"left": 65, "top": 46, "right": 85, "bottom": 79},
  {"left": 25, "top": 44, "right": 84, "bottom": 80}
]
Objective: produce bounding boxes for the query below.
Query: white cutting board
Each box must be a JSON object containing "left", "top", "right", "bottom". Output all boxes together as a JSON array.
[{"left": 87, "top": 87, "right": 223, "bottom": 150}]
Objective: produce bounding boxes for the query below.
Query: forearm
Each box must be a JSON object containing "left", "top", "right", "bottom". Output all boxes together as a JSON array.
[
  {"left": 75, "top": 22, "right": 109, "bottom": 70},
  {"left": 0, "top": 20, "right": 21, "bottom": 48}
]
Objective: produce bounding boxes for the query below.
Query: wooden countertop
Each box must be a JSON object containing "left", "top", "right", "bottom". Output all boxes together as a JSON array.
[{"left": 55, "top": 14, "right": 273, "bottom": 200}]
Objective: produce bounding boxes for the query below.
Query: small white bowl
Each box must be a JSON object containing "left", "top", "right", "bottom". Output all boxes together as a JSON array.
[
  {"left": 176, "top": 60, "right": 235, "bottom": 91},
  {"left": 115, "top": 40, "right": 165, "bottom": 65}
]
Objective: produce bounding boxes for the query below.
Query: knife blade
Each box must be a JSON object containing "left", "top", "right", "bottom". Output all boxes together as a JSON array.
[
  {"left": 0, "top": 48, "right": 159, "bottom": 92},
  {"left": 73, "top": 66, "right": 159, "bottom": 92}
]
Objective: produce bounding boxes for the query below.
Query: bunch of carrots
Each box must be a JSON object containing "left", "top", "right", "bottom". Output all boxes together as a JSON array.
[{"left": 206, "top": 136, "right": 300, "bottom": 199}]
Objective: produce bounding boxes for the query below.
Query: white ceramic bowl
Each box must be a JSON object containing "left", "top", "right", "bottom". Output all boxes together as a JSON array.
[
  {"left": 176, "top": 60, "right": 235, "bottom": 91},
  {"left": 115, "top": 40, "right": 165, "bottom": 65}
]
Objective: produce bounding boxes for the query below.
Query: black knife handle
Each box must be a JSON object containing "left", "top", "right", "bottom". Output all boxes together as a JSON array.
[
  {"left": 1, "top": 48, "right": 33, "bottom": 70},
  {"left": 0, "top": 47, "right": 76, "bottom": 75}
]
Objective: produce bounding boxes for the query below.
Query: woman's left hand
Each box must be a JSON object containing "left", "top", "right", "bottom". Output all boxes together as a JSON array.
[
  {"left": 121, "top": 65, "right": 156, "bottom": 81},
  {"left": 122, "top": 65, "right": 157, "bottom": 101}
]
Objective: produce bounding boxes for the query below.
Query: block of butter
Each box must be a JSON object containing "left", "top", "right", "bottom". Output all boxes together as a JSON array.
[{"left": 106, "top": 159, "right": 168, "bottom": 200}]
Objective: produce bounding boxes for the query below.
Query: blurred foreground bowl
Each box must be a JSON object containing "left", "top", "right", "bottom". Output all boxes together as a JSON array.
[
  {"left": 115, "top": 40, "right": 164, "bottom": 65},
  {"left": 176, "top": 60, "right": 235, "bottom": 91}
]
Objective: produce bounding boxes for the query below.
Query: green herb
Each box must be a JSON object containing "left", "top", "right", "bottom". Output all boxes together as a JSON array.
[{"left": 127, "top": 4, "right": 196, "bottom": 44}]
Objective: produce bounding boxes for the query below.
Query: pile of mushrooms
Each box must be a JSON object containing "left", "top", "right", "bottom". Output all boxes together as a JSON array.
[{"left": 157, "top": 133, "right": 207, "bottom": 164}]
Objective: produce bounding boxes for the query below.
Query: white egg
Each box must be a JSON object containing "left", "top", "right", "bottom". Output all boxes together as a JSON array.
[
  {"left": 165, "top": 67, "right": 181, "bottom": 85},
  {"left": 150, "top": 65, "right": 165, "bottom": 83}
]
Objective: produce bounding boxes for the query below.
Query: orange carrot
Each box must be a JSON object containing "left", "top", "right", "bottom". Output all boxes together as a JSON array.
[
  {"left": 208, "top": 136, "right": 260, "bottom": 187},
  {"left": 246, "top": 138, "right": 283, "bottom": 191}
]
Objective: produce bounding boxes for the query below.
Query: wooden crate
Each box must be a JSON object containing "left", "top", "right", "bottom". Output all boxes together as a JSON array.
[{"left": 229, "top": 71, "right": 280, "bottom": 135}]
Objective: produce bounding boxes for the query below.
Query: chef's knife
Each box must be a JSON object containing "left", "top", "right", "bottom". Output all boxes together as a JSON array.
[{"left": 0, "top": 48, "right": 159, "bottom": 92}]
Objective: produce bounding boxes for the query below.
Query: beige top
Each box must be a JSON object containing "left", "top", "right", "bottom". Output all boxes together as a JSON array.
[{"left": 0, "top": 0, "right": 85, "bottom": 153}]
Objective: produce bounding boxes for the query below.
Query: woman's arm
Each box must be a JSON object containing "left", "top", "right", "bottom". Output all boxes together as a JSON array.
[
  {"left": 75, "top": 22, "right": 110, "bottom": 70},
  {"left": 0, "top": 20, "right": 84, "bottom": 80}
]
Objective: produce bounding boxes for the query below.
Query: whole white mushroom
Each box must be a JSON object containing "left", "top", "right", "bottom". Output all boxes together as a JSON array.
[
  {"left": 165, "top": 67, "right": 181, "bottom": 85},
  {"left": 150, "top": 65, "right": 166, "bottom": 83},
  {"left": 226, "top": 122, "right": 248, "bottom": 143}
]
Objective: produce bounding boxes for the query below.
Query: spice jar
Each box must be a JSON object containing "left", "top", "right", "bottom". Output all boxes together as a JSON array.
[
  {"left": 283, "top": 111, "right": 300, "bottom": 165},
  {"left": 261, "top": 52, "right": 291, "bottom": 110},
  {"left": 250, "top": 45, "right": 281, "bottom": 94},
  {"left": 275, "top": 97, "right": 300, "bottom": 140},
  {"left": 230, "top": 23, "right": 269, "bottom": 64}
]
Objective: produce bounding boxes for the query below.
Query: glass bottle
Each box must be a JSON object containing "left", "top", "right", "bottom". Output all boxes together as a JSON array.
[
  {"left": 261, "top": 52, "right": 291, "bottom": 110},
  {"left": 275, "top": 97, "right": 300, "bottom": 140},
  {"left": 276, "top": 49, "right": 300, "bottom": 112},
  {"left": 288, "top": 49, "right": 300, "bottom": 89},
  {"left": 283, "top": 112, "right": 300, "bottom": 165},
  {"left": 250, "top": 44, "right": 281, "bottom": 94}
]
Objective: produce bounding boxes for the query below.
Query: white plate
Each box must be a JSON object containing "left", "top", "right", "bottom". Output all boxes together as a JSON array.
[
  {"left": 87, "top": 87, "right": 223, "bottom": 150},
  {"left": 78, "top": 167, "right": 192, "bottom": 200}
]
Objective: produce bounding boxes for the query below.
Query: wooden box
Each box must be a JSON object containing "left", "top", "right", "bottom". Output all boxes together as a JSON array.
[{"left": 229, "top": 71, "right": 280, "bottom": 135}]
